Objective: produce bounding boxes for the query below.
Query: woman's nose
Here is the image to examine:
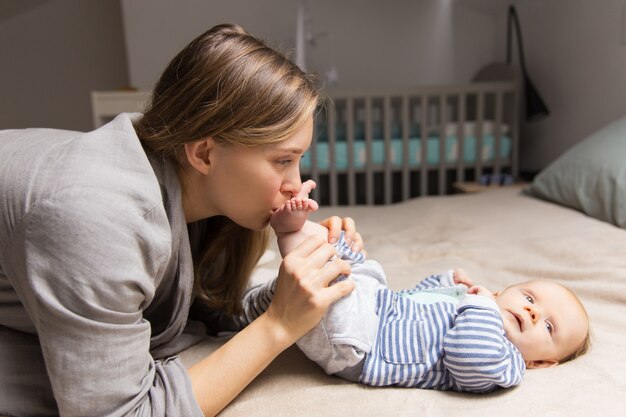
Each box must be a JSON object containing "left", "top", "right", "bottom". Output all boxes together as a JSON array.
[
  {"left": 523, "top": 305, "right": 539, "bottom": 324},
  {"left": 281, "top": 172, "right": 302, "bottom": 199}
]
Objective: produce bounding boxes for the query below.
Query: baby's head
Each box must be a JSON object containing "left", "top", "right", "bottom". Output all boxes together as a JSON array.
[{"left": 493, "top": 280, "right": 590, "bottom": 368}]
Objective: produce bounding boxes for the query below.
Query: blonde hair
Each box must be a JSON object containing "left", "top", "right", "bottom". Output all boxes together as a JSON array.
[
  {"left": 561, "top": 331, "right": 592, "bottom": 363},
  {"left": 136, "top": 24, "right": 319, "bottom": 314},
  {"left": 560, "top": 285, "right": 592, "bottom": 363}
]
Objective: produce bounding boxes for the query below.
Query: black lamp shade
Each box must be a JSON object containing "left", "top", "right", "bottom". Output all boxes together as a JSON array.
[{"left": 523, "top": 75, "right": 550, "bottom": 121}]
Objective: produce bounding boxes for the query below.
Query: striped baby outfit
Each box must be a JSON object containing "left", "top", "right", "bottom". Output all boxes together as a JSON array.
[{"left": 360, "top": 275, "right": 526, "bottom": 392}]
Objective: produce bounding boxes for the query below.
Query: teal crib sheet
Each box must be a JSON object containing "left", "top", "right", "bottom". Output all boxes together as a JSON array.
[{"left": 301, "top": 134, "right": 512, "bottom": 171}]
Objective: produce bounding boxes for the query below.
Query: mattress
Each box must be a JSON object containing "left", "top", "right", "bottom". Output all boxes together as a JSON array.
[
  {"left": 180, "top": 187, "right": 626, "bottom": 417},
  {"left": 301, "top": 134, "right": 512, "bottom": 171}
]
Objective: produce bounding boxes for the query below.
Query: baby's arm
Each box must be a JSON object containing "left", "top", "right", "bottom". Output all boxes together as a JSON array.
[{"left": 442, "top": 297, "right": 525, "bottom": 392}]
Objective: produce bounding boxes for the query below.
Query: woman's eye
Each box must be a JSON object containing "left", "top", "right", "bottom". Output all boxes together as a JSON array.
[{"left": 277, "top": 160, "right": 292, "bottom": 165}]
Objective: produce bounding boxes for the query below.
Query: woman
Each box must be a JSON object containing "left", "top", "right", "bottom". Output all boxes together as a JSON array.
[{"left": 0, "top": 24, "right": 361, "bottom": 416}]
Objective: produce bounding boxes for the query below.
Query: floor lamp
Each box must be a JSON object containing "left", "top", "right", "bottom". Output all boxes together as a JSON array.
[{"left": 507, "top": 5, "right": 550, "bottom": 121}]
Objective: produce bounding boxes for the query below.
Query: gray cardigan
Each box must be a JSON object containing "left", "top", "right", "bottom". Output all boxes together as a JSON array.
[{"left": 0, "top": 114, "right": 204, "bottom": 416}]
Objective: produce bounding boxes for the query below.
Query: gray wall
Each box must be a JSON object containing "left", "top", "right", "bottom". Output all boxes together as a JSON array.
[
  {"left": 0, "top": 0, "right": 128, "bottom": 131},
  {"left": 121, "top": 0, "right": 497, "bottom": 90},
  {"left": 120, "top": 0, "right": 626, "bottom": 172},
  {"left": 3, "top": 0, "right": 625, "bottom": 172},
  {"left": 510, "top": 0, "right": 626, "bottom": 171}
]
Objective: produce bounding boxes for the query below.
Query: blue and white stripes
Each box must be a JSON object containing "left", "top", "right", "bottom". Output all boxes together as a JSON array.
[
  {"left": 443, "top": 306, "right": 525, "bottom": 392},
  {"left": 360, "top": 282, "right": 525, "bottom": 392},
  {"left": 236, "top": 278, "right": 276, "bottom": 327},
  {"left": 334, "top": 231, "right": 365, "bottom": 264}
]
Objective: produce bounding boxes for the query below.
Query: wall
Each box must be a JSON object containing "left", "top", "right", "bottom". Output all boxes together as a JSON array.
[
  {"left": 0, "top": 0, "right": 128, "bottom": 131},
  {"left": 121, "top": 0, "right": 497, "bottom": 90},
  {"left": 510, "top": 0, "right": 626, "bottom": 171},
  {"left": 4, "top": 1, "right": 622, "bottom": 172}
]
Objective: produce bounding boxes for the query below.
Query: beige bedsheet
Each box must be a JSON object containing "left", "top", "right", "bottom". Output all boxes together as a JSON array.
[{"left": 180, "top": 187, "right": 626, "bottom": 417}]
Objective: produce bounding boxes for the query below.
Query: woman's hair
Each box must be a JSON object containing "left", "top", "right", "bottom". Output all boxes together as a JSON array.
[{"left": 136, "top": 24, "right": 319, "bottom": 314}]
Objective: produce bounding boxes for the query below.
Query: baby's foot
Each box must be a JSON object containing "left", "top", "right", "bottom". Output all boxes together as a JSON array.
[{"left": 270, "top": 180, "right": 319, "bottom": 234}]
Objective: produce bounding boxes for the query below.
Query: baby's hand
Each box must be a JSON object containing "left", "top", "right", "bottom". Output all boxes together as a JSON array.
[
  {"left": 453, "top": 268, "right": 474, "bottom": 288},
  {"left": 468, "top": 285, "right": 495, "bottom": 301}
]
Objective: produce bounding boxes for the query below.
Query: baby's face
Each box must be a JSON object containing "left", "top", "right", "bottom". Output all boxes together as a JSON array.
[{"left": 494, "top": 280, "right": 588, "bottom": 368}]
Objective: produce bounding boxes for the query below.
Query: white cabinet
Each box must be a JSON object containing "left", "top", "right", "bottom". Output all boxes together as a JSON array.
[{"left": 90, "top": 90, "right": 151, "bottom": 128}]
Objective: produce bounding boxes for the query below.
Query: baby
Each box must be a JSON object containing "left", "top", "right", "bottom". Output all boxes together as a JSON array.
[{"left": 244, "top": 180, "right": 591, "bottom": 392}]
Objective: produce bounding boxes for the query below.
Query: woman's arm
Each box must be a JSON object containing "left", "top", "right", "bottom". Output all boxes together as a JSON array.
[{"left": 188, "top": 235, "right": 355, "bottom": 416}]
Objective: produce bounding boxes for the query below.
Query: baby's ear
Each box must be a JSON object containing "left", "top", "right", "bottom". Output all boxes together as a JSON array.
[{"left": 525, "top": 359, "right": 559, "bottom": 369}]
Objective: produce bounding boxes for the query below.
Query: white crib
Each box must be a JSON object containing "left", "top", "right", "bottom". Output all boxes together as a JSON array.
[
  {"left": 92, "top": 78, "right": 518, "bottom": 206},
  {"left": 304, "top": 80, "right": 519, "bottom": 205}
]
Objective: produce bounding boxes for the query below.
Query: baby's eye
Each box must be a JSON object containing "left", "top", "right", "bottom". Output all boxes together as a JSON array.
[
  {"left": 525, "top": 295, "right": 534, "bottom": 304},
  {"left": 545, "top": 321, "right": 553, "bottom": 334}
]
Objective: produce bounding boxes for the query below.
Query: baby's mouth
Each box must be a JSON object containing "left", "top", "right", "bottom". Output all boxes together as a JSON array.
[{"left": 510, "top": 311, "right": 523, "bottom": 331}]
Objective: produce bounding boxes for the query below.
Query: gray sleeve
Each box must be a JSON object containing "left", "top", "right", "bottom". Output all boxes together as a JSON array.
[{"left": 6, "top": 191, "right": 203, "bottom": 417}]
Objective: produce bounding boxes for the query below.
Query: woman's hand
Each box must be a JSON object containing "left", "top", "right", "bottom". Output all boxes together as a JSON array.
[
  {"left": 318, "top": 216, "right": 364, "bottom": 253},
  {"left": 265, "top": 235, "right": 355, "bottom": 342}
]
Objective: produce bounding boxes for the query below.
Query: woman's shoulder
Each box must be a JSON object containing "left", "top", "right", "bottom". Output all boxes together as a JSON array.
[{"left": 3, "top": 114, "right": 165, "bottom": 220}]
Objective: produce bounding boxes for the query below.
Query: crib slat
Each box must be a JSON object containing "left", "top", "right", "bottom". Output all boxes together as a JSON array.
[
  {"left": 420, "top": 95, "right": 428, "bottom": 196},
  {"left": 328, "top": 100, "right": 338, "bottom": 206},
  {"left": 493, "top": 91, "right": 503, "bottom": 176},
  {"left": 475, "top": 92, "right": 485, "bottom": 178},
  {"left": 438, "top": 94, "right": 446, "bottom": 195},
  {"left": 346, "top": 98, "right": 356, "bottom": 205},
  {"left": 365, "top": 97, "right": 374, "bottom": 205},
  {"left": 456, "top": 93, "right": 466, "bottom": 182},
  {"left": 383, "top": 96, "right": 392, "bottom": 205},
  {"left": 310, "top": 105, "right": 320, "bottom": 202},
  {"left": 401, "top": 95, "right": 410, "bottom": 201},
  {"left": 511, "top": 88, "right": 520, "bottom": 178}
]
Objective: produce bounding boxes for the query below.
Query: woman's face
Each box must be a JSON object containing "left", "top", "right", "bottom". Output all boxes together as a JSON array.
[{"left": 204, "top": 116, "right": 313, "bottom": 230}]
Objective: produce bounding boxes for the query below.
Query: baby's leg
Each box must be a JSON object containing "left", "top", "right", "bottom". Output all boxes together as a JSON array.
[
  {"left": 271, "top": 180, "right": 328, "bottom": 256},
  {"left": 296, "top": 260, "right": 387, "bottom": 381}
]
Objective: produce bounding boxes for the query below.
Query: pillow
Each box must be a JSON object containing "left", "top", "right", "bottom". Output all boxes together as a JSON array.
[{"left": 527, "top": 115, "right": 626, "bottom": 228}]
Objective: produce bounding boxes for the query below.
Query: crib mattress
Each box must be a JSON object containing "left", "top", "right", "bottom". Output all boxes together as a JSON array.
[{"left": 301, "top": 134, "right": 512, "bottom": 171}]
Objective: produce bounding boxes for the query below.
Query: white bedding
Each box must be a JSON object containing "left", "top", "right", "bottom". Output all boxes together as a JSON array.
[{"left": 180, "top": 187, "right": 626, "bottom": 417}]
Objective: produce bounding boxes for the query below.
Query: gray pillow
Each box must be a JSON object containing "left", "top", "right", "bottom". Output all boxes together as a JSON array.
[{"left": 528, "top": 115, "right": 626, "bottom": 228}]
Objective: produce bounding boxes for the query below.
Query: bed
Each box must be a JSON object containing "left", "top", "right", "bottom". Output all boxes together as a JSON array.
[{"left": 178, "top": 115, "right": 626, "bottom": 416}]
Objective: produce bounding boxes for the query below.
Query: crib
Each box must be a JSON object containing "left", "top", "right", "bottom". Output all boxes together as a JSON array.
[
  {"left": 91, "top": 78, "right": 518, "bottom": 207},
  {"left": 304, "top": 80, "right": 519, "bottom": 206}
]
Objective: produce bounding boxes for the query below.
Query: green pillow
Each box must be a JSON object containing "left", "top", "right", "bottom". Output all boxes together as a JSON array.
[{"left": 528, "top": 115, "right": 626, "bottom": 229}]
